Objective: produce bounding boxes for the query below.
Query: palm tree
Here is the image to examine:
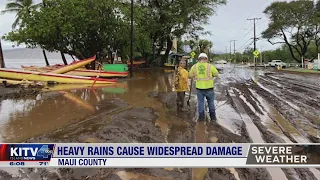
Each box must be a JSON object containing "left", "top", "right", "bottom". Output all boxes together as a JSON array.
[
  {"left": 1, "top": 0, "right": 42, "bottom": 29},
  {"left": 199, "top": 40, "right": 213, "bottom": 54}
]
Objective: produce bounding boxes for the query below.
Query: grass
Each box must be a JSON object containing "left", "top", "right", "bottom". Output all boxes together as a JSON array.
[{"left": 282, "top": 68, "right": 320, "bottom": 74}]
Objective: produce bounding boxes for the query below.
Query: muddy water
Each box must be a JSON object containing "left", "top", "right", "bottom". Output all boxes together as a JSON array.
[
  {"left": 0, "top": 91, "right": 103, "bottom": 142},
  {"left": 214, "top": 67, "right": 288, "bottom": 179},
  {"left": 192, "top": 122, "right": 209, "bottom": 180},
  {"left": 0, "top": 83, "right": 134, "bottom": 142},
  {"left": 0, "top": 70, "right": 174, "bottom": 143},
  {"left": 1, "top": 66, "right": 320, "bottom": 180},
  {"left": 228, "top": 87, "right": 265, "bottom": 143},
  {"left": 248, "top": 89, "right": 306, "bottom": 143}
]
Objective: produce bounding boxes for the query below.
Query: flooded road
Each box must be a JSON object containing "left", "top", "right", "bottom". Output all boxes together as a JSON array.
[{"left": 0, "top": 66, "right": 319, "bottom": 180}]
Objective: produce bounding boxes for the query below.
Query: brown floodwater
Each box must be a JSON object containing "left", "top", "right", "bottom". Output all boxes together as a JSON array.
[
  {"left": 0, "top": 69, "right": 174, "bottom": 143},
  {"left": 192, "top": 122, "right": 209, "bottom": 180}
]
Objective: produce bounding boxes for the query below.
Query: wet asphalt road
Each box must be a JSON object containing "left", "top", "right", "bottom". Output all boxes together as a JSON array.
[{"left": 0, "top": 64, "right": 319, "bottom": 180}]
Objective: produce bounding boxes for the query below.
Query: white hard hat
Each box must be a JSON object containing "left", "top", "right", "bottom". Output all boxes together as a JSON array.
[{"left": 198, "top": 53, "right": 208, "bottom": 59}]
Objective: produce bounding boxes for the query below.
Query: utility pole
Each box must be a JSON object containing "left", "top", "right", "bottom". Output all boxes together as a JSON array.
[
  {"left": 130, "top": 0, "right": 134, "bottom": 77},
  {"left": 260, "top": 46, "right": 263, "bottom": 65},
  {"left": 230, "top": 40, "right": 237, "bottom": 63},
  {"left": 225, "top": 46, "right": 228, "bottom": 61},
  {"left": 247, "top": 18, "right": 261, "bottom": 67},
  {"left": 229, "top": 41, "right": 232, "bottom": 61}
]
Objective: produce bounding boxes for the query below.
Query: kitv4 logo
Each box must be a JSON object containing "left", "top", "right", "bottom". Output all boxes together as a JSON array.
[{"left": 9, "top": 144, "right": 55, "bottom": 161}]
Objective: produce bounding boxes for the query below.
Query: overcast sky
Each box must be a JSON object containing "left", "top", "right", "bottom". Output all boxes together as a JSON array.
[{"left": 0, "top": 0, "right": 284, "bottom": 53}]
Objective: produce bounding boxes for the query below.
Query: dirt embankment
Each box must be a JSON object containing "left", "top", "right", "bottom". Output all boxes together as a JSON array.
[{"left": 0, "top": 84, "right": 41, "bottom": 99}]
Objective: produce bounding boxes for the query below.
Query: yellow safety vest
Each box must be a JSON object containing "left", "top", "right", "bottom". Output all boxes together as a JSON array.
[{"left": 193, "top": 63, "right": 214, "bottom": 89}]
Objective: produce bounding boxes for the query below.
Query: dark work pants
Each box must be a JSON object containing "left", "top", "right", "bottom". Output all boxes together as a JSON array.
[{"left": 177, "top": 92, "right": 185, "bottom": 109}]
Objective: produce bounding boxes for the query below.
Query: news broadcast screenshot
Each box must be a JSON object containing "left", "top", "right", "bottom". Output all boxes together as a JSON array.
[{"left": 1, "top": 0, "right": 320, "bottom": 180}]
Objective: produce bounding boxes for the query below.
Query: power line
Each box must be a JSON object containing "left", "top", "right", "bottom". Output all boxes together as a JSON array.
[
  {"left": 229, "top": 15, "right": 267, "bottom": 53},
  {"left": 245, "top": 41, "right": 254, "bottom": 50},
  {"left": 226, "top": 0, "right": 270, "bottom": 54},
  {"left": 232, "top": 19, "right": 266, "bottom": 53},
  {"left": 237, "top": 39, "right": 254, "bottom": 52},
  {"left": 238, "top": 20, "right": 266, "bottom": 41},
  {"left": 231, "top": 0, "right": 270, "bottom": 40},
  {"left": 236, "top": 38, "right": 253, "bottom": 51}
]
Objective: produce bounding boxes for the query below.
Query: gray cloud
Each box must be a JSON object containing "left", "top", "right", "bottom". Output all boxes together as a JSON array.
[
  {"left": 0, "top": 2, "right": 17, "bottom": 49},
  {"left": 202, "top": 0, "right": 285, "bottom": 53}
]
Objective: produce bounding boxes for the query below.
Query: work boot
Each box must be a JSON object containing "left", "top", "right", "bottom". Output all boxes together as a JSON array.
[
  {"left": 210, "top": 116, "right": 217, "bottom": 122},
  {"left": 198, "top": 114, "right": 205, "bottom": 122}
]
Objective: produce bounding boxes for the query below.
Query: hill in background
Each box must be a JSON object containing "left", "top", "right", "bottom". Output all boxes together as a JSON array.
[{"left": 3, "top": 48, "right": 74, "bottom": 60}]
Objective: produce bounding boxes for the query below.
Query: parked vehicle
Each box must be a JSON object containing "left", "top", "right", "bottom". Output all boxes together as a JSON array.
[
  {"left": 268, "top": 60, "right": 287, "bottom": 68},
  {"left": 215, "top": 60, "right": 227, "bottom": 64}
]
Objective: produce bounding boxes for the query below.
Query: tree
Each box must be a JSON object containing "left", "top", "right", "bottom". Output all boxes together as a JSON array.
[
  {"left": 136, "top": 0, "right": 226, "bottom": 65},
  {"left": 198, "top": 39, "right": 213, "bottom": 54},
  {"left": 183, "top": 39, "right": 213, "bottom": 53},
  {"left": 183, "top": 39, "right": 198, "bottom": 52},
  {"left": 312, "top": 1, "right": 320, "bottom": 58},
  {"left": 242, "top": 48, "right": 254, "bottom": 62},
  {"left": 263, "top": 45, "right": 293, "bottom": 63},
  {"left": 3, "top": 0, "right": 151, "bottom": 61},
  {"left": 1, "top": 0, "right": 42, "bottom": 29},
  {"left": 120, "top": 3, "right": 153, "bottom": 61},
  {"left": 262, "top": 0, "right": 319, "bottom": 63},
  {"left": 3, "top": 0, "right": 225, "bottom": 66}
]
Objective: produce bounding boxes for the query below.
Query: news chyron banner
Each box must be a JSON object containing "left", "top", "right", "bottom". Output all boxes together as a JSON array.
[{"left": 0, "top": 143, "right": 319, "bottom": 167}]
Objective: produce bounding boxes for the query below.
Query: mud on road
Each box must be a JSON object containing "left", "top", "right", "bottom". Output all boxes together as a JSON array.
[
  {"left": 0, "top": 67, "right": 320, "bottom": 180},
  {"left": 0, "top": 84, "right": 41, "bottom": 99}
]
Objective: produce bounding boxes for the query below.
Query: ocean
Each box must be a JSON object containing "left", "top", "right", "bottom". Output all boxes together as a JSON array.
[{"left": 2, "top": 48, "right": 75, "bottom": 69}]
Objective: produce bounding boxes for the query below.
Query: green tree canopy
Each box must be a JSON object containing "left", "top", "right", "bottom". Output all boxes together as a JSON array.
[
  {"left": 183, "top": 39, "right": 213, "bottom": 53},
  {"left": 3, "top": 0, "right": 226, "bottom": 64},
  {"left": 198, "top": 39, "right": 213, "bottom": 54},
  {"left": 262, "top": 0, "right": 320, "bottom": 62},
  {"left": 136, "top": 0, "right": 226, "bottom": 64},
  {"left": 3, "top": 0, "right": 150, "bottom": 59}
]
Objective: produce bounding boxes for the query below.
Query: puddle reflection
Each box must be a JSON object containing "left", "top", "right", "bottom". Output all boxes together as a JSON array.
[{"left": 0, "top": 69, "right": 175, "bottom": 143}]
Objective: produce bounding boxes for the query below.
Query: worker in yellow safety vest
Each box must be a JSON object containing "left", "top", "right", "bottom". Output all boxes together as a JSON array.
[{"left": 189, "top": 53, "right": 219, "bottom": 122}]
